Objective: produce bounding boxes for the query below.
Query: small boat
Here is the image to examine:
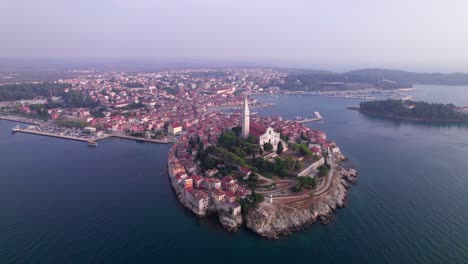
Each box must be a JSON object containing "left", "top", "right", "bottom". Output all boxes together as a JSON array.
[
  {"left": 11, "top": 124, "right": 20, "bottom": 133},
  {"left": 87, "top": 140, "right": 98, "bottom": 147}
]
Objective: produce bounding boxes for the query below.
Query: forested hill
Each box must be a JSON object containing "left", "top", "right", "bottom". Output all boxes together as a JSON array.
[
  {"left": 0, "top": 83, "right": 70, "bottom": 101},
  {"left": 280, "top": 68, "right": 468, "bottom": 91},
  {"left": 347, "top": 69, "right": 468, "bottom": 86},
  {"left": 358, "top": 99, "right": 468, "bottom": 122}
]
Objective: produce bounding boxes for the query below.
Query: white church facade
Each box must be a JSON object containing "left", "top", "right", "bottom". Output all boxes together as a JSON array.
[{"left": 241, "top": 97, "right": 281, "bottom": 150}]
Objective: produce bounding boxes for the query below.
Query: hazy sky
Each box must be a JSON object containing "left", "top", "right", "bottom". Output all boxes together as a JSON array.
[{"left": 1, "top": 0, "right": 468, "bottom": 72}]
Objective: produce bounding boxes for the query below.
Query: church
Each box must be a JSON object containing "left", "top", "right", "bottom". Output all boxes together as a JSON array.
[{"left": 241, "top": 97, "right": 281, "bottom": 150}]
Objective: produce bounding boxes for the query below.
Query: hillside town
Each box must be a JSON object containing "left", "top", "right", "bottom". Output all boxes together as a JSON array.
[{"left": 1, "top": 68, "right": 357, "bottom": 237}]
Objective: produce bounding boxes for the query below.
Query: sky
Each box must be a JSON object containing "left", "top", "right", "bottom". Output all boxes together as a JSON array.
[{"left": 1, "top": 0, "right": 468, "bottom": 72}]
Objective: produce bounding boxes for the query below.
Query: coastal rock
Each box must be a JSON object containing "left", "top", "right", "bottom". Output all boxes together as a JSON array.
[
  {"left": 246, "top": 165, "right": 356, "bottom": 238},
  {"left": 246, "top": 203, "right": 316, "bottom": 239},
  {"left": 219, "top": 212, "right": 242, "bottom": 232},
  {"left": 341, "top": 167, "right": 358, "bottom": 184}
]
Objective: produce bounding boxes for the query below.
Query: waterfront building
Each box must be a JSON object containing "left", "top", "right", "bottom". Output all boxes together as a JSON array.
[
  {"left": 169, "top": 123, "right": 183, "bottom": 135},
  {"left": 211, "top": 188, "right": 226, "bottom": 203},
  {"left": 186, "top": 189, "right": 210, "bottom": 215}
]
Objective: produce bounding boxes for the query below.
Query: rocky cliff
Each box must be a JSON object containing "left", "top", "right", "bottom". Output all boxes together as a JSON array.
[
  {"left": 246, "top": 203, "right": 316, "bottom": 239},
  {"left": 219, "top": 212, "right": 243, "bottom": 232},
  {"left": 246, "top": 165, "right": 357, "bottom": 238}
]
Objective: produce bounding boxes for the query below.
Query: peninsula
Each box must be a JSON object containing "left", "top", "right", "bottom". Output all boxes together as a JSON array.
[
  {"left": 169, "top": 97, "right": 357, "bottom": 238},
  {"left": 1, "top": 68, "right": 358, "bottom": 238},
  {"left": 353, "top": 99, "right": 468, "bottom": 123}
]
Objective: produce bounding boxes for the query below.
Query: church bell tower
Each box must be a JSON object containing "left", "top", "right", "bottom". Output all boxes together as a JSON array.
[{"left": 241, "top": 96, "right": 250, "bottom": 139}]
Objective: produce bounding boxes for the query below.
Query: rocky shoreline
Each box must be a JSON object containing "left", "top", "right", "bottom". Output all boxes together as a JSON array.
[
  {"left": 245, "top": 154, "right": 357, "bottom": 239},
  {"left": 169, "top": 156, "right": 358, "bottom": 239}
]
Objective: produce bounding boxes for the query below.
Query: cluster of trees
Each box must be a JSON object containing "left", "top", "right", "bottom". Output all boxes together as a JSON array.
[
  {"left": 292, "top": 143, "right": 312, "bottom": 156},
  {"left": 360, "top": 100, "right": 468, "bottom": 121},
  {"left": 251, "top": 156, "right": 303, "bottom": 177},
  {"left": 198, "top": 145, "right": 249, "bottom": 170},
  {"left": 57, "top": 120, "right": 88, "bottom": 128},
  {"left": 121, "top": 102, "right": 145, "bottom": 110},
  {"left": 291, "top": 176, "right": 317, "bottom": 192},
  {"left": 317, "top": 164, "right": 330, "bottom": 178},
  {"left": 123, "top": 82, "right": 144, "bottom": 88},
  {"left": 237, "top": 190, "right": 264, "bottom": 214},
  {"left": 28, "top": 104, "right": 49, "bottom": 119},
  {"left": 163, "top": 87, "right": 180, "bottom": 95},
  {"left": 218, "top": 131, "right": 263, "bottom": 158},
  {"left": 0, "top": 83, "right": 69, "bottom": 101},
  {"left": 63, "top": 90, "right": 99, "bottom": 108},
  {"left": 91, "top": 107, "right": 107, "bottom": 118}
]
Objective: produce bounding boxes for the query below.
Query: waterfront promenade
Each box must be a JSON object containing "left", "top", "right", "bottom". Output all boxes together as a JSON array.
[{"left": 0, "top": 114, "right": 43, "bottom": 125}]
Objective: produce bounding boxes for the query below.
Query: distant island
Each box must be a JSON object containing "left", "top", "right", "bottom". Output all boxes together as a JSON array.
[{"left": 352, "top": 99, "right": 468, "bottom": 122}]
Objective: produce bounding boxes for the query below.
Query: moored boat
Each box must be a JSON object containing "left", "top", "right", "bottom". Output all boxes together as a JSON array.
[{"left": 87, "top": 140, "right": 98, "bottom": 147}]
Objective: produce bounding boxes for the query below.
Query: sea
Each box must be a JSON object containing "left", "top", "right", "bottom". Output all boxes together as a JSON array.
[{"left": 0, "top": 85, "right": 467, "bottom": 263}]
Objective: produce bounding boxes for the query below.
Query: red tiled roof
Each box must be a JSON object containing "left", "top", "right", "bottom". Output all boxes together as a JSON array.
[
  {"left": 211, "top": 188, "right": 225, "bottom": 196},
  {"left": 249, "top": 122, "right": 266, "bottom": 137}
]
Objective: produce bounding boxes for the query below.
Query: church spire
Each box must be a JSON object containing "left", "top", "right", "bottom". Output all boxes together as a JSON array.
[{"left": 241, "top": 96, "right": 250, "bottom": 138}]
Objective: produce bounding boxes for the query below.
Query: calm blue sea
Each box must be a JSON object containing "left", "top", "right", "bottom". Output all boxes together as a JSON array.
[{"left": 0, "top": 85, "right": 467, "bottom": 263}]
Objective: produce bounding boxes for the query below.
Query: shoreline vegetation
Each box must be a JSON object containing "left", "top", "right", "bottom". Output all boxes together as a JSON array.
[{"left": 350, "top": 99, "right": 468, "bottom": 123}]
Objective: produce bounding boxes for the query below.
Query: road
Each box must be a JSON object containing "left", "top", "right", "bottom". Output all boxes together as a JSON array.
[
  {"left": 273, "top": 155, "right": 335, "bottom": 203},
  {"left": 312, "top": 155, "right": 335, "bottom": 197}
]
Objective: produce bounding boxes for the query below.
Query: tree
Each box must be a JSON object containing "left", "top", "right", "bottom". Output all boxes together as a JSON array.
[
  {"left": 298, "top": 176, "right": 317, "bottom": 189},
  {"left": 247, "top": 135, "right": 257, "bottom": 144},
  {"left": 231, "top": 125, "right": 242, "bottom": 136},
  {"left": 263, "top": 142, "right": 273, "bottom": 152},
  {"left": 292, "top": 144, "right": 312, "bottom": 156},
  {"left": 318, "top": 165, "right": 329, "bottom": 178},
  {"left": 284, "top": 157, "right": 295, "bottom": 170},
  {"left": 294, "top": 160, "right": 304, "bottom": 171},
  {"left": 277, "top": 141, "right": 284, "bottom": 154}
]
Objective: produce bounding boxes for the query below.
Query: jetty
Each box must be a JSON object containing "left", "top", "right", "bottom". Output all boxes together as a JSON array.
[
  {"left": 11, "top": 127, "right": 175, "bottom": 145},
  {"left": 11, "top": 127, "right": 88, "bottom": 142},
  {"left": 296, "top": 112, "right": 323, "bottom": 123}
]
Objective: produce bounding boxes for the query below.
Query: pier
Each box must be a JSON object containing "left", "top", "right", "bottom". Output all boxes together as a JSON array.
[
  {"left": 296, "top": 112, "right": 323, "bottom": 123},
  {"left": 11, "top": 128, "right": 175, "bottom": 145},
  {"left": 11, "top": 128, "right": 89, "bottom": 142}
]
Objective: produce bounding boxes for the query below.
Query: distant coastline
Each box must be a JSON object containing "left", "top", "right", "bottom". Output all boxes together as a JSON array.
[
  {"left": 349, "top": 107, "right": 468, "bottom": 123},
  {"left": 348, "top": 99, "right": 468, "bottom": 123}
]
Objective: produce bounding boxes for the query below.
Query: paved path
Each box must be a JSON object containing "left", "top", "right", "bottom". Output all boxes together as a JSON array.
[{"left": 279, "top": 155, "right": 336, "bottom": 204}]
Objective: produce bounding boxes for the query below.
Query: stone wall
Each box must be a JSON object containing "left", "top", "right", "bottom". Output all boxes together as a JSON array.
[{"left": 297, "top": 157, "right": 325, "bottom": 177}]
